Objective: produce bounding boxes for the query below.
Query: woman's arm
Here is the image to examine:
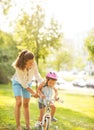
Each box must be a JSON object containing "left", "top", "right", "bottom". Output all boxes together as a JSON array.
[
  {"left": 26, "top": 87, "right": 39, "bottom": 98},
  {"left": 34, "top": 62, "right": 43, "bottom": 84}
]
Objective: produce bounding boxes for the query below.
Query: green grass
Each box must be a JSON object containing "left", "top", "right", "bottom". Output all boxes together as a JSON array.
[{"left": 0, "top": 84, "right": 94, "bottom": 130}]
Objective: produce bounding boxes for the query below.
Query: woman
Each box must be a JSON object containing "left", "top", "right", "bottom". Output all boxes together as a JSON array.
[{"left": 12, "top": 49, "right": 43, "bottom": 130}]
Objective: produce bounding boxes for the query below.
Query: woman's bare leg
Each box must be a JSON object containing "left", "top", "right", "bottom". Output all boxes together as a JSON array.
[
  {"left": 15, "top": 96, "right": 22, "bottom": 130},
  {"left": 23, "top": 98, "right": 30, "bottom": 129}
]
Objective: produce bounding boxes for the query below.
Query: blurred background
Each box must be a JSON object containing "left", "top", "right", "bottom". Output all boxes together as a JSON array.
[
  {"left": 0, "top": 1, "right": 94, "bottom": 129},
  {"left": 0, "top": 0, "right": 94, "bottom": 92}
]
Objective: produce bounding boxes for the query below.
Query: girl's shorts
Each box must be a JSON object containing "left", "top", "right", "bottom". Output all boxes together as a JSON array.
[
  {"left": 12, "top": 80, "right": 32, "bottom": 98},
  {"left": 38, "top": 102, "right": 45, "bottom": 109}
]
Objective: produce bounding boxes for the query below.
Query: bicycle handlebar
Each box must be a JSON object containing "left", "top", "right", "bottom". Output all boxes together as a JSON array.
[{"left": 41, "top": 97, "right": 64, "bottom": 106}]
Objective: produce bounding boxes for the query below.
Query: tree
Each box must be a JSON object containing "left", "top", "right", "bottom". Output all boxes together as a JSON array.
[
  {"left": 0, "top": 30, "right": 18, "bottom": 83},
  {"left": 13, "top": 4, "right": 63, "bottom": 65},
  {"left": 46, "top": 47, "right": 72, "bottom": 71},
  {"left": 0, "top": 0, "right": 11, "bottom": 15},
  {"left": 84, "top": 28, "right": 94, "bottom": 62}
]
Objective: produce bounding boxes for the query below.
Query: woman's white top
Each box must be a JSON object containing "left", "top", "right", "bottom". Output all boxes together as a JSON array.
[{"left": 12, "top": 61, "right": 43, "bottom": 88}]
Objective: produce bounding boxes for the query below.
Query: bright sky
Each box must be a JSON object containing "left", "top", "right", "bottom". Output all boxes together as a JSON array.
[
  {"left": 45, "top": 0, "right": 94, "bottom": 39},
  {"left": 0, "top": 0, "right": 94, "bottom": 39}
]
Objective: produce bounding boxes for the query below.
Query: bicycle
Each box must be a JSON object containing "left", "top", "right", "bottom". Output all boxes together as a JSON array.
[
  {"left": 36, "top": 98, "right": 63, "bottom": 130},
  {"left": 41, "top": 98, "right": 51, "bottom": 130},
  {"left": 34, "top": 80, "right": 63, "bottom": 130}
]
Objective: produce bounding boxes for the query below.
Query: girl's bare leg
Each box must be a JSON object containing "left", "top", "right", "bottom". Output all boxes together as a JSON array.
[
  {"left": 38, "top": 108, "right": 45, "bottom": 121},
  {"left": 50, "top": 104, "right": 56, "bottom": 117}
]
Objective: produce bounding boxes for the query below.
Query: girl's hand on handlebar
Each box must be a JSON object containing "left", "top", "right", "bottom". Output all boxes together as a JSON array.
[{"left": 54, "top": 95, "right": 59, "bottom": 101}]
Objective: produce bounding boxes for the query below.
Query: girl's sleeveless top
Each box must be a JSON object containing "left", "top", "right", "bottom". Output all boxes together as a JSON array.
[{"left": 38, "top": 86, "right": 53, "bottom": 103}]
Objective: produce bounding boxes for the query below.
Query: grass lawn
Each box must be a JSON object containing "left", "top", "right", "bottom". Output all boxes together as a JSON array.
[{"left": 0, "top": 84, "right": 94, "bottom": 130}]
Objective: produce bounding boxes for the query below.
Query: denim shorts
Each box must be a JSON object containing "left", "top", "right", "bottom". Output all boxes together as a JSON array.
[{"left": 12, "top": 80, "right": 32, "bottom": 98}]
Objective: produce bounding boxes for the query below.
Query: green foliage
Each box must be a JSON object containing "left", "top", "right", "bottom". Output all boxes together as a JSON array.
[
  {"left": 44, "top": 18, "right": 63, "bottom": 49},
  {"left": 73, "top": 57, "right": 86, "bottom": 71},
  {"left": 0, "top": 31, "right": 18, "bottom": 83},
  {"left": 13, "top": 4, "right": 63, "bottom": 65},
  {"left": 0, "top": 0, "right": 11, "bottom": 15},
  {"left": 84, "top": 28, "right": 94, "bottom": 62},
  {"left": 55, "top": 48, "right": 72, "bottom": 71},
  {"left": 46, "top": 47, "right": 72, "bottom": 71}
]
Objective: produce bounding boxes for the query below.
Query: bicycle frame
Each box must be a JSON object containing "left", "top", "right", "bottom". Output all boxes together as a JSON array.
[{"left": 41, "top": 99, "right": 51, "bottom": 130}]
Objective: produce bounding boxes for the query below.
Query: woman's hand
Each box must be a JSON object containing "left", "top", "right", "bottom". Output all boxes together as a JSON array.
[
  {"left": 32, "top": 93, "right": 39, "bottom": 98},
  {"left": 41, "top": 94, "right": 46, "bottom": 99},
  {"left": 26, "top": 87, "right": 39, "bottom": 98}
]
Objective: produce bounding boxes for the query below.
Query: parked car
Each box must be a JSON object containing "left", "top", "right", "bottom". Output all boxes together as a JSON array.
[
  {"left": 86, "top": 80, "right": 94, "bottom": 89},
  {"left": 56, "top": 78, "right": 67, "bottom": 90},
  {"left": 72, "top": 79, "right": 86, "bottom": 88}
]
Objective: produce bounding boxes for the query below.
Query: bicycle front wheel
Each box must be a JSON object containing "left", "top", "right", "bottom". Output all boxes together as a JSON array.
[
  {"left": 46, "top": 119, "right": 50, "bottom": 130},
  {"left": 46, "top": 118, "right": 50, "bottom": 130},
  {"left": 42, "top": 118, "right": 50, "bottom": 130}
]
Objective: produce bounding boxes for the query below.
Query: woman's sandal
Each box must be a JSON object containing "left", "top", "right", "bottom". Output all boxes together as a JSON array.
[
  {"left": 26, "top": 126, "right": 32, "bottom": 130},
  {"left": 16, "top": 126, "right": 22, "bottom": 130}
]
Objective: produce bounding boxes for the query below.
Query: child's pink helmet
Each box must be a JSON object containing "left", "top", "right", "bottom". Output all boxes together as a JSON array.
[{"left": 46, "top": 72, "right": 57, "bottom": 80}]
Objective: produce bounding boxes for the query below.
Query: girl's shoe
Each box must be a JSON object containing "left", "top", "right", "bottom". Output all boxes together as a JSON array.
[
  {"left": 51, "top": 117, "right": 57, "bottom": 122},
  {"left": 35, "top": 121, "right": 42, "bottom": 128}
]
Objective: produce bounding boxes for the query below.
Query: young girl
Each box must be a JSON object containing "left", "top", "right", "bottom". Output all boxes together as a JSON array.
[
  {"left": 36, "top": 72, "right": 59, "bottom": 126},
  {"left": 12, "top": 50, "right": 43, "bottom": 130}
]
